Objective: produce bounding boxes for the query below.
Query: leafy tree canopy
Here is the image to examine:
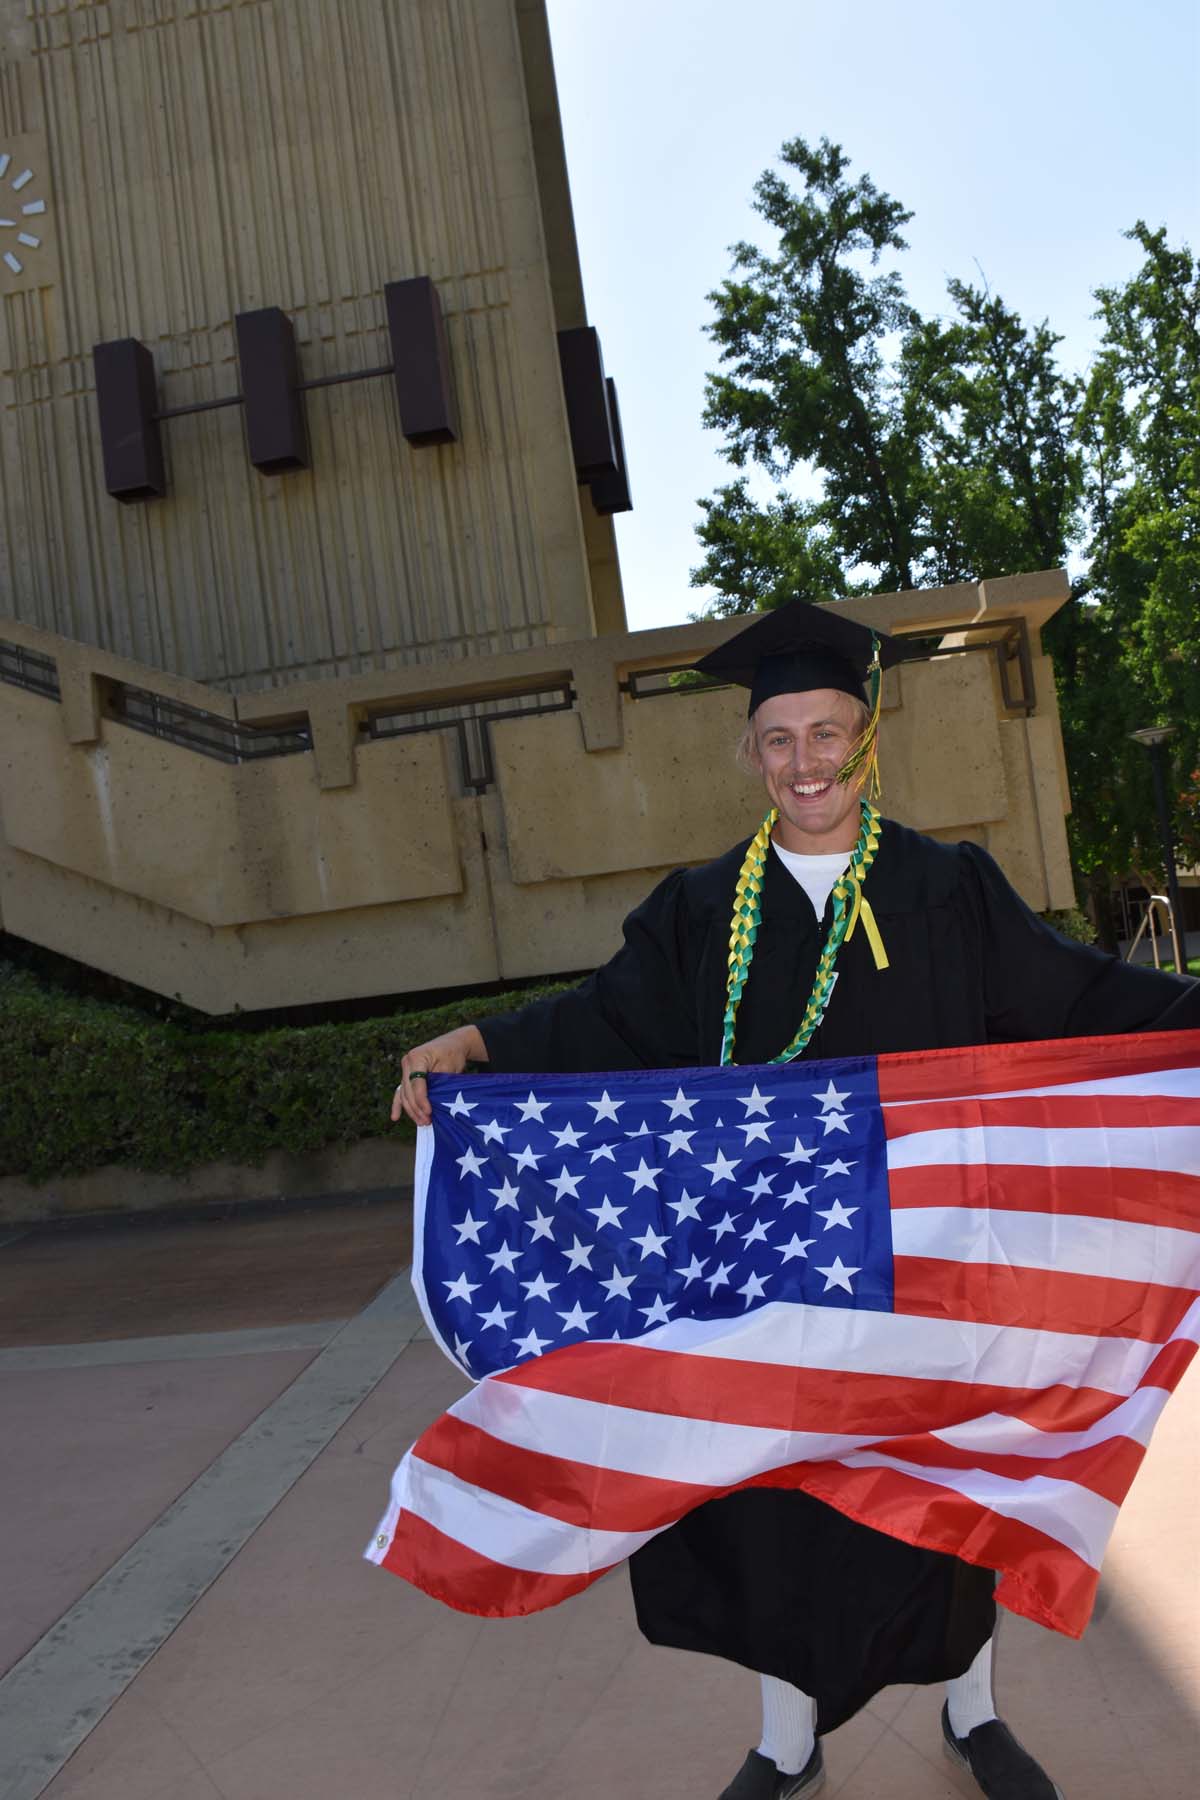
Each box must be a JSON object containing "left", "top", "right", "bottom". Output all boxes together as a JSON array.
[{"left": 694, "top": 141, "right": 1199, "bottom": 931}]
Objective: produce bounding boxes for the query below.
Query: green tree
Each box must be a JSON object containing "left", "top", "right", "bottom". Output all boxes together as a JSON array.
[{"left": 694, "top": 142, "right": 1199, "bottom": 932}]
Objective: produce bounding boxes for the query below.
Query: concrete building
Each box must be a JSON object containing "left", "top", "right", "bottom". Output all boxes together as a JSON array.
[{"left": 0, "top": 0, "right": 1078, "bottom": 1014}]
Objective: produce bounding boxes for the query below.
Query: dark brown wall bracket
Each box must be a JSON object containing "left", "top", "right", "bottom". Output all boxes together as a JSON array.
[
  {"left": 556, "top": 327, "right": 632, "bottom": 515},
  {"left": 92, "top": 276, "right": 458, "bottom": 503}
]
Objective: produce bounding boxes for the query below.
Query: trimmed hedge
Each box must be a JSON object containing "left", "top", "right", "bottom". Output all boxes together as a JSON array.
[{"left": 0, "top": 965, "right": 571, "bottom": 1183}]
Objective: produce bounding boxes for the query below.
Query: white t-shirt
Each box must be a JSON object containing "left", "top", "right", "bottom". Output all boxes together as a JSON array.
[{"left": 771, "top": 842, "right": 850, "bottom": 921}]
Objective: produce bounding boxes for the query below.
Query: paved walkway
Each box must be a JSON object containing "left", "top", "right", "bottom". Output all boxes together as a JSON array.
[{"left": 0, "top": 1201, "right": 1196, "bottom": 1800}]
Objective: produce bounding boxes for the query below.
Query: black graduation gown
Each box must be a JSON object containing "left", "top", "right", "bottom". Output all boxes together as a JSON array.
[{"left": 479, "top": 820, "right": 1200, "bottom": 1730}]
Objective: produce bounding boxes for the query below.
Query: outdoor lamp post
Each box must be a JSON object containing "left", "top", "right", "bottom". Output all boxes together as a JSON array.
[{"left": 1129, "top": 725, "right": 1187, "bottom": 975}]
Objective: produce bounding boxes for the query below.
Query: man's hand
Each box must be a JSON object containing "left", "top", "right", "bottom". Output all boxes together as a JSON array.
[{"left": 392, "top": 1024, "right": 489, "bottom": 1127}]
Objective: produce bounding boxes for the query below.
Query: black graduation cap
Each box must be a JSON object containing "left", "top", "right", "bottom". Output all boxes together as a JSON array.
[{"left": 693, "top": 598, "right": 904, "bottom": 716}]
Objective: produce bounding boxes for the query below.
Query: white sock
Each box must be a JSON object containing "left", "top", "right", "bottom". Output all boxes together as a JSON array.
[
  {"left": 946, "top": 1636, "right": 997, "bottom": 1738},
  {"left": 757, "top": 1674, "right": 817, "bottom": 1777}
]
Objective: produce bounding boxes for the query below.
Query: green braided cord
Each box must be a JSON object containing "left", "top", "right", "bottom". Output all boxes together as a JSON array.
[{"left": 719, "top": 800, "right": 883, "bottom": 1067}]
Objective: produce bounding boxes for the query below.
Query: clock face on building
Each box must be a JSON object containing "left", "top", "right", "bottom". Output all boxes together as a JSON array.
[{"left": 0, "top": 150, "right": 48, "bottom": 280}]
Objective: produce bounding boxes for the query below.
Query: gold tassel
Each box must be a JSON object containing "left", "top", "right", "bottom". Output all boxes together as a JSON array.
[{"left": 836, "top": 634, "right": 883, "bottom": 802}]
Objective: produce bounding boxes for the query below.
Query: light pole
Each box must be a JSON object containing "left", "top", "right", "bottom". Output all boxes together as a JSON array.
[{"left": 1129, "top": 725, "right": 1187, "bottom": 975}]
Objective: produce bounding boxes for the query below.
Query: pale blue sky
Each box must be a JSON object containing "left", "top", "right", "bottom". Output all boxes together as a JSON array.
[{"left": 544, "top": 0, "right": 1200, "bottom": 630}]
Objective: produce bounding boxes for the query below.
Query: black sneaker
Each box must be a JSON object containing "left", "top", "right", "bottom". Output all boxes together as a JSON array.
[
  {"left": 941, "top": 1703, "right": 1064, "bottom": 1798},
  {"left": 717, "top": 1742, "right": 825, "bottom": 1799}
]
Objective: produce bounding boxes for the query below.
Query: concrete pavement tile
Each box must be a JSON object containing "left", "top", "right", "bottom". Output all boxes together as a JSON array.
[
  {"left": 38, "top": 1690, "right": 207, "bottom": 1800},
  {"left": 0, "top": 1350, "right": 315, "bottom": 1673},
  {"left": 0, "top": 1201, "right": 411, "bottom": 1345},
  {"left": 825, "top": 1706, "right": 962, "bottom": 1799}
]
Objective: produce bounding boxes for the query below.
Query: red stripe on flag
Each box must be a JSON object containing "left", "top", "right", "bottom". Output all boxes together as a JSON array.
[
  {"left": 883, "top": 1094, "right": 1200, "bottom": 1136},
  {"left": 745, "top": 1458, "right": 1100, "bottom": 1636},
  {"left": 380, "top": 1507, "right": 603, "bottom": 1618},
  {"left": 886, "top": 1161, "right": 1200, "bottom": 1231},
  {"left": 416, "top": 1412, "right": 714, "bottom": 1533},
  {"left": 864, "top": 1428, "right": 1147, "bottom": 1508},
  {"left": 493, "top": 1339, "right": 1132, "bottom": 1438},
  {"left": 1139, "top": 1335, "right": 1200, "bottom": 1390},
  {"left": 893, "top": 1256, "right": 1198, "bottom": 1342},
  {"left": 876, "top": 1030, "right": 1200, "bottom": 1104}
]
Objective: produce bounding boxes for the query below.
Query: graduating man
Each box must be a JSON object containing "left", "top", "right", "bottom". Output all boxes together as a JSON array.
[{"left": 393, "top": 599, "right": 1200, "bottom": 1800}]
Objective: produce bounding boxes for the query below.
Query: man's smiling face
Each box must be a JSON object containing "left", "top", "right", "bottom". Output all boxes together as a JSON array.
[{"left": 751, "top": 687, "right": 868, "bottom": 854}]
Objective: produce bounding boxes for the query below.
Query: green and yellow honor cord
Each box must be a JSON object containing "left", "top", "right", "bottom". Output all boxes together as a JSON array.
[{"left": 720, "top": 640, "right": 889, "bottom": 1067}]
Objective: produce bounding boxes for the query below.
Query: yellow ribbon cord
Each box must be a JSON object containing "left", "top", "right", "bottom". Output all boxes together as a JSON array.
[{"left": 846, "top": 890, "right": 890, "bottom": 971}]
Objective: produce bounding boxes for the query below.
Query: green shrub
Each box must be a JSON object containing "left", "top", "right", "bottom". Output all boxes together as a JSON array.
[
  {"left": 1042, "top": 906, "right": 1098, "bottom": 946},
  {"left": 0, "top": 971, "right": 572, "bottom": 1183}
]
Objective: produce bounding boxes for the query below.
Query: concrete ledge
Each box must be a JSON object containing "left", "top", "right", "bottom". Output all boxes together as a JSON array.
[{"left": 0, "top": 1134, "right": 415, "bottom": 1229}]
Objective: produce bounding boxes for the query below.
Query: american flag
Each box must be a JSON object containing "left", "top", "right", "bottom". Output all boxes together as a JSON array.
[{"left": 367, "top": 1029, "right": 1200, "bottom": 1637}]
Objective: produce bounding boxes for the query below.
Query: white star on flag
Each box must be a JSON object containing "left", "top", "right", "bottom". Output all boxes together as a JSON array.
[
  {"left": 588, "top": 1090, "right": 623, "bottom": 1122},
  {"left": 548, "top": 1165, "right": 585, "bottom": 1202},
  {"left": 702, "top": 1148, "right": 740, "bottom": 1185},
  {"left": 738, "top": 1270, "right": 770, "bottom": 1306},
  {"left": 667, "top": 1190, "right": 703, "bottom": 1223},
  {"left": 782, "top": 1138, "right": 817, "bottom": 1164},
  {"left": 444, "top": 1273, "right": 480, "bottom": 1303},
  {"left": 446, "top": 1091, "right": 475, "bottom": 1118},
  {"left": 630, "top": 1223, "right": 669, "bottom": 1259},
  {"left": 453, "top": 1212, "right": 485, "bottom": 1245},
  {"left": 815, "top": 1079, "right": 851, "bottom": 1111},
  {"left": 743, "top": 1170, "right": 775, "bottom": 1201},
  {"left": 456, "top": 1148, "right": 485, "bottom": 1179},
  {"left": 775, "top": 1233, "right": 816, "bottom": 1262},
  {"left": 599, "top": 1266, "right": 635, "bottom": 1301},
  {"left": 663, "top": 1129, "right": 697, "bottom": 1156},
  {"left": 816, "top": 1255, "right": 860, "bottom": 1293},
  {"left": 552, "top": 1122, "right": 585, "bottom": 1148},
  {"left": 521, "top": 1272, "right": 558, "bottom": 1301},
  {"left": 639, "top": 1295, "right": 675, "bottom": 1326},
  {"left": 510, "top": 1144, "right": 542, "bottom": 1172},
  {"left": 525, "top": 1208, "right": 555, "bottom": 1241},
  {"left": 624, "top": 1156, "right": 663, "bottom": 1193},
  {"left": 740, "top": 1120, "right": 773, "bottom": 1144},
  {"left": 512, "top": 1328, "right": 550, "bottom": 1357},
  {"left": 704, "top": 1260, "right": 734, "bottom": 1293},
  {"left": 515, "top": 1091, "right": 549, "bottom": 1123},
  {"left": 663, "top": 1087, "right": 699, "bottom": 1119},
  {"left": 741, "top": 1217, "right": 771, "bottom": 1247},
  {"left": 739, "top": 1084, "right": 775, "bottom": 1117},
  {"left": 487, "top": 1243, "right": 521, "bottom": 1273},
  {"left": 479, "top": 1118, "right": 510, "bottom": 1144},
  {"left": 817, "top": 1198, "right": 859, "bottom": 1231},
  {"left": 821, "top": 1157, "right": 858, "bottom": 1179},
  {"left": 476, "top": 1302, "right": 514, "bottom": 1331},
  {"left": 820, "top": 1111, "right": 852, "bottom": 1135},
  {"left": 782, "top": 1181, "right": 815, "bottom": 1208},
  {"left": 624, "top": 1120, "right": 652, "bottom": 1138},
  {"left": 675, "top": 1253, "right": 708, "bottom": 1285},
  {"left": 557, "top": 1301, "right": 597, "bottom": 1334},
  {"left": 709, "top": 1211, "right": 738, "bottom": 1240},
  {"left": 561, "top": 1236, "right": 594, "bottom": 1271},
  {"left": 587, "top": 1196, "right": 626, "bottom": 1230},
  {"left": 588, "top": 1143, "right": 617, "bottom": 1163},
  {"left": 487, "top": 1177, "right": 520, "bottom": 1211}
]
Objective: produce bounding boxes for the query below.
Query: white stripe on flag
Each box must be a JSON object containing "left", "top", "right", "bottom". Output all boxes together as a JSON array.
[
  {"left": 891, "top": 1206, "right": 1200, "bottom": 1285},
  {"left": 403, "top": 1451, "right": 656, "bottom": 1574},
  {"left": 626, "top": 1300, "right": 1179, "bottom": 1397},
  {"left": 837, "top": 1450, "right": 1119, "bottom": 1568},
  {"left": 885, "top": 1122, "right": 1200, "bottom": 1173},
  {"left": 932, "top": 1383, "right": 1170, "bottom": 1459},
  {"left": 455, "top": 1378, "right": 874, "bottom": 1484}
]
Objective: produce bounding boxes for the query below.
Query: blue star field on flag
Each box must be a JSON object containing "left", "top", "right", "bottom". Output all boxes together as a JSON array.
[{"left": 417, "top": 1061, "right": 895, "bottom": 1378}]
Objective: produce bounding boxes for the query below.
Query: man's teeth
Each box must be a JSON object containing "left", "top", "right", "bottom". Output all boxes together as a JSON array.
[{"left": 790, "top": 781, "right": 830, "bottom": 795}]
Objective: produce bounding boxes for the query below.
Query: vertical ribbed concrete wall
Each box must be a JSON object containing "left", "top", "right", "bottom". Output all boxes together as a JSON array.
[{"left": 0, "top": 0, "right": 621, "bottom": 692}]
